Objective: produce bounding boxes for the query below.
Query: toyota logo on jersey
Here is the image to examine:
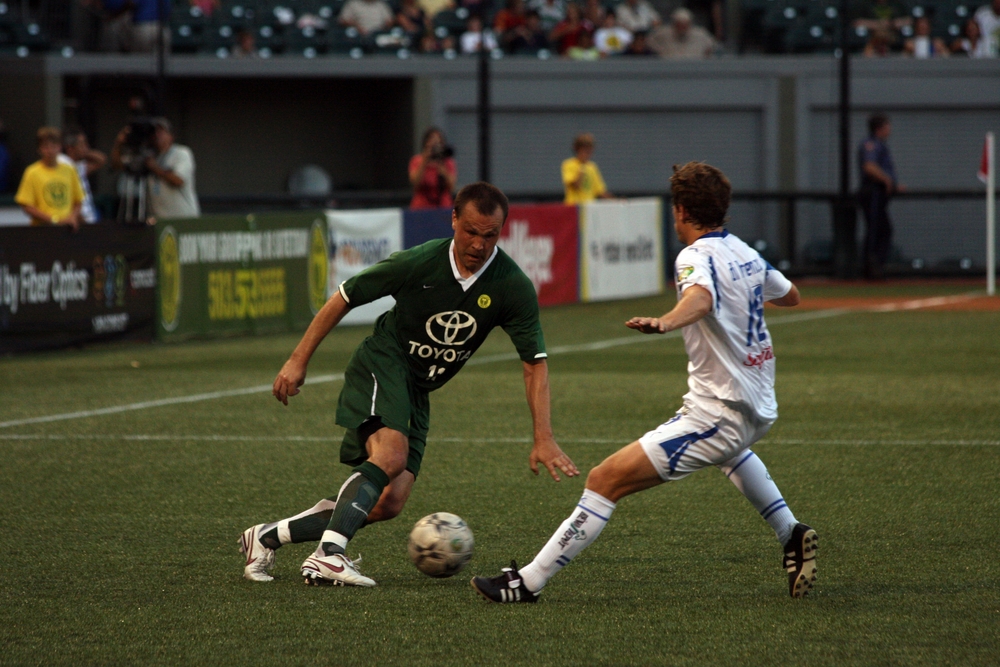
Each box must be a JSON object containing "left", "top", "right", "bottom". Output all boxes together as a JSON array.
[{"left": 425, "top": 311, "right": 478, "bottom": 346}]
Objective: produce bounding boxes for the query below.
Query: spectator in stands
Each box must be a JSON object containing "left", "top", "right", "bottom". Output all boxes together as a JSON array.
[
  {"left": 339, "top": 0, "right": 395, "bottom": 35},
  {"left": 495, "top": 0, "right": 528, "bottom": 34},
  {"left": 419, "top": 0, "right": 455, "bottom": 21},
  {"left": 397, "top": 0, "right": 431, "bottom": 38},
  {"left": 232, "top": 27, "right": 258, "bottom": 57},
  {"left": 503, "top": 10, "right": 550, "bottom": 52},
  {"left": 530, "top": 0, "right": 565, "bottom": 31},
  {"left": 61, "top": 129, "right": 107, "bottom": 224},
  {"left": 685, "top": 0, "right": 724, "bottom": 41},
  {"left": 857, "top": 113, "right": 904, "bottom": 279},
  {"left": 549, "top": 2, "right": 593, "bottom": 54},
  {"left": 126, "top": 0, "right": 171, "bottom": 52},
  {"left": 15, "top": 127, "right": 84, "bottom": 229},
  {"left": 594, "top": 13, "right": 633, "bottom": 55},
  {"left": 582, "top": 0, "right": 606, "bottom": 27},
  {"left": 615, "top": 0, "right": 661, "bottom": 34},
  {"left": 0, "top": 119, "right": 10, "bottom": 194},
  {"left": 951, "top": 17, "right": 992, "bottom": 56},
  {"left": 648, "top": 8, "right": 717, "bottom": 58},
  {"left": 862, "top": 27, "right": 895, "bottom": 56},
  {"left": 566, "top": 29, "right": 601, "bottom": 58},
  {"left": 189, "top": 0, "right": 220, "bottom": 18},
  {"left": 622, "top": 29, "right": 656, "bottom": 55},
  {"left": 419, "top": 31, "right": 457, "bottom": 52},
  {"left": 974, "top": 0, "right": 1000, "bottom": 55},
  {"left": 562, "top": 133, "right": 612, "bottom": 204},
  {"left": 409, "top": 127, "right": 457, "bottom": 209},
  {"left": 460, "top": 14, "right": 500, "bottom": 51},
  {"left": 904, "top": 15, "right": 949, "bottom": 57},
  {"left": 853, "top": 0, "right": 911, "bottom": 34}
]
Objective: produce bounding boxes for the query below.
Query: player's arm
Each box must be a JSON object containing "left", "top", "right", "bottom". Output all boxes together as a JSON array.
[
  {"left": 768, "top": 283, "right": 800, "bottom": 307},
  {"left": 522, "top": 359, "right": 579, "bottom": 482},
  {"left": 273, "top": 291, "right": 352, "bottom": 405},
  {"left": 625, "top": 284, "right": 713, "bottom": 334}
]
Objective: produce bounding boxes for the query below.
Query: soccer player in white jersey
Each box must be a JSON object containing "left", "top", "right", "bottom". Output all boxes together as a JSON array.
[{"left": 472, "top": 161, "right": 817, "bottom": 602}]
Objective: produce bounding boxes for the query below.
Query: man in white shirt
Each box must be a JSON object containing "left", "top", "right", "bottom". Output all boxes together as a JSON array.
[
  {"left": 145, "top": 118, "right": 200, "bottom": 220},
  {"left": 473, "top": 161, "right": 818, "bottom": 604},
  {"left": 61, "top": 129, "right": 107, "bottom": 224},
  {"left": 339, "top": 0, "right": 394, "bottom": 35},
  {"left": 974, "top": 0, "right": 1000, "bottom": 55}
]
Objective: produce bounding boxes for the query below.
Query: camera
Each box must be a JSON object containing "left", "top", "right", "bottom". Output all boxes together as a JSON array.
[
  {"left": 126, "top": 117, "right": 157, "bottom": 153},
  {"left": 430, "top": 144, "right": 454, "bottom": 160}
]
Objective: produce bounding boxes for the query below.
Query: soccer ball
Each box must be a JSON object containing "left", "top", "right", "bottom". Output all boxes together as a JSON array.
[{"left": 407, "top": 512, "right": 474, "bottom": 578}]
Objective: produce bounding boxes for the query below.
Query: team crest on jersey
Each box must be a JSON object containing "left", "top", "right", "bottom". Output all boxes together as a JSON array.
[
  {"left": 477, "top": 294, "right": 491, "bottom": 309},
  {"left": 425, "top": 311, "right": 478, "bottom": 346},
  {"left": 676, "top": 265, "right": 695, "bottom": 282}
]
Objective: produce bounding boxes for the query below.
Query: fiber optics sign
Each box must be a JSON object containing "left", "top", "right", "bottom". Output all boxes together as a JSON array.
[{"left": 157, "top": 213, "right": 327, "bottom": 341}]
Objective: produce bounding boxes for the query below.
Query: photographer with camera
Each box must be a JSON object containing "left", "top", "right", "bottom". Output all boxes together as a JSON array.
[
  {"left": 111, "top": 116, "right": 199, "bottom": 224},
  {"left": 408, "top": 127, "right": 457, "bottom": 210}
]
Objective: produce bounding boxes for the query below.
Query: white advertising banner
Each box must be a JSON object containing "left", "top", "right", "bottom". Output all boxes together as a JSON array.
[
  {"left": 581, "top": 198, "right": 664, "bottom": 302},
  {"left": 326, "top": 208, "right": 403, "bottom": 325}
]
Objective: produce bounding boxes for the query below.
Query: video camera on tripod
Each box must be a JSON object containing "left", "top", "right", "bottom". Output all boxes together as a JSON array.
[{"left": 117, "top": 117, "right": 158, "bottom": 225}]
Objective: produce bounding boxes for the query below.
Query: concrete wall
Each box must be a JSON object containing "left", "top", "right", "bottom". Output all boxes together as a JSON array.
[{"left": 2, "top": 54, "right": 998, "bottom": 266}]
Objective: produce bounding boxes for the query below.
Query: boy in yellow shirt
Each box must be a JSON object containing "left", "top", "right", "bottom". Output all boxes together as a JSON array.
[
  {"left": 16, "top": 127, "right": 84, "bottom": 229},
  {"left": 562, "top": 133, "right": 613, "bottom": 205}
]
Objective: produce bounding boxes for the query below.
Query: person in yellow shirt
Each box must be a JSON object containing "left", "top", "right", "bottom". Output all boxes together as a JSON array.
[
  {"left": 15, "top": 126, "right": 84, "bottom": 230},
  {"left": 562, "top": 132, "right": 613, "bottom": 205}
]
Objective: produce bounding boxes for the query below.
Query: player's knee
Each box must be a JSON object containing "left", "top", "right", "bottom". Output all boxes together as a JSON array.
[{"left": 585, "top": 462, "right": 616, "bottom": 498}]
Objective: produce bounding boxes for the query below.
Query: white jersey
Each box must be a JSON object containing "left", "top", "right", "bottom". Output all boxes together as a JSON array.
[{"left": 673, "top": 229, "right": 792, "bottom": 422}]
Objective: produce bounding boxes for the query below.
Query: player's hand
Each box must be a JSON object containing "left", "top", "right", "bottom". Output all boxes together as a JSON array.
[
  {"left": 625, "top": 316, "right": 667, "bottom": 334},
  {"left": 273, "top": 358, "right": 307, "bottom": 405},
  {"left": 530, "top": 438, "right": 580, "bottom": 482}
]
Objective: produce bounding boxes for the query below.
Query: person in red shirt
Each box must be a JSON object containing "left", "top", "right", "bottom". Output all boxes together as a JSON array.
[
  {"left": 549, "top": 2, "right": 593, "bottom": 54},
  {"left": 494, "top": 0, "right": 528, "bottom": 33},
  {"left": 408, "top": 127, "right": 458, "bottom": 210}
]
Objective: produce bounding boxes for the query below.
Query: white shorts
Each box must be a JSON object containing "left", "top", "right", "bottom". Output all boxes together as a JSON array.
[{"left": 638, "top": 393, "right": 774, "bottom": 482}]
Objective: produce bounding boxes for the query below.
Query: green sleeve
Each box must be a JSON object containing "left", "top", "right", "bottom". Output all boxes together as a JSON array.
[
  {"left": 339, "top": 250, "right": 411, "bottom": 308},
  {"left": 501, "top": 273, "right": 547, "bottom": 362}
]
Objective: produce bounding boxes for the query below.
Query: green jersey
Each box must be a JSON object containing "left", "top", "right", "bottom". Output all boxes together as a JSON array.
[{"left": 340, "top": 238, "right": 546, "bottom": 392}]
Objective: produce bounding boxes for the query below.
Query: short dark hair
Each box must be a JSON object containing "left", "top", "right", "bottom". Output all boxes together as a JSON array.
[
  {"left": 868, "top": 113, "right": 889, "bottom": 135},
  {"left": 421, "top": 126, "right": 444, "bottom": 148},
  {"left": 37, "top": 126, "right": 61, "bottom": 146},
  {"left": 62, "top": 128, "right": 85, "bottom": 148},
  {"left": 670, "top": 161, "right": 731, "bottom": 229},
  {"left": 453, "top": 182, "right": 509, "bottom": 222}
]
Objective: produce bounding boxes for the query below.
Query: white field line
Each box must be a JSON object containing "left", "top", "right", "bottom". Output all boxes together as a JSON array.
[
  {"left": 0, "top": 293, "right": 982, "bottom": 430},
  {"left": 0, "top": 433, "right": 996, "bottom": 446}
]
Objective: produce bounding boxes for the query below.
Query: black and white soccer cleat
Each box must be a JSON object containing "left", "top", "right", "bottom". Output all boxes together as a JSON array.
[
  {"left": 783, "top": 523, "right": 818, "bottom": 598},
  {"left": 471, "top": 560, "right": 540, "bottom": 604}
]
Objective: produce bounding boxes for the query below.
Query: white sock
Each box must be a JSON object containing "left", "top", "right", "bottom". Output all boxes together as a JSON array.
[
  {"left": 518, "top": 489, "right": 617, "bottom": 593},
  {"left": 720, "top": 450, "right": 797, "bottom": 545}
]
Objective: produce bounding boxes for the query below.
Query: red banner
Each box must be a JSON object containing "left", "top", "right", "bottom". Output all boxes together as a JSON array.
[{"left": 500, "top": 204, "right": 579, "bottom": 307}]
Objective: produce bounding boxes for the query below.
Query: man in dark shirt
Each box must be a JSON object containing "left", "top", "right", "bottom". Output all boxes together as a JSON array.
[{"left": 858, "top": 113, "right": 904, "bottom": 279}]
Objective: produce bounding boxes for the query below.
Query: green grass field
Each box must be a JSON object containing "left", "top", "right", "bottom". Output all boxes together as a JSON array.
[{"left": 2, "top": 282, "right": 998, "bottom": 666}]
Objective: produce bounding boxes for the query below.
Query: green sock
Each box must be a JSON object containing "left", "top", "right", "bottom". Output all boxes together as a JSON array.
[
  {"left": 321, "top": 462, "right": 390, "bottom": 556},
  {"left": 258, "top": 497, "right": 337, "bottom": 549}
]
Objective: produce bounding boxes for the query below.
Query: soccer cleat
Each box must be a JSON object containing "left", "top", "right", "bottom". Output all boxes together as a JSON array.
[
  {"left": 470, "top": 561, "right": 540, "bottom": 603},
  {"left": 783, "top": 523, "right": 818, "bottom": 598},
  {"left": 239, "top": 524, "right": 276, "bottom": 582},
  {"left": 301, "top": 552, "right": 376, "bottom": 587}
]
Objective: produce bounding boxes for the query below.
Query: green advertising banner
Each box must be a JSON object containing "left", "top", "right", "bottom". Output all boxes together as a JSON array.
[{"left": 156, "top": 212, "right": 329, "bottom": 341}]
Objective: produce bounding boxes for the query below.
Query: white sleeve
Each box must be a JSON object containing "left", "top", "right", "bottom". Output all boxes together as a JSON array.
[
  {"left": 763, "top": 262, "right": 792, "bottom": 301},
  {"left": 166, "top": 147, "right": 194, "bottom": 185},
  {"left": 674, "top": 246, "right": 718, "bottom": 310}
]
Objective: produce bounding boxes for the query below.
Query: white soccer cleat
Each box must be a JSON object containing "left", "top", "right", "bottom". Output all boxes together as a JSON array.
[
  {"left": 301, "top": 552, "right": 376, "bottom": 587},
  {"left": 239, "top": 524, "right": 276, "bottom": 582}
]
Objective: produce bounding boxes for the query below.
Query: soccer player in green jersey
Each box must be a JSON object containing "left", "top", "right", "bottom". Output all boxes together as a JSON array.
[{"left": 239, "top": 182, "right": 580, "bottom": 587}]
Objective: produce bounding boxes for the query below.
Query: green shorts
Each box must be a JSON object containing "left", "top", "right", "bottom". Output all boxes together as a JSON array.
[{"left": 335, "top": 337, "right": 429, "bottom": 477}]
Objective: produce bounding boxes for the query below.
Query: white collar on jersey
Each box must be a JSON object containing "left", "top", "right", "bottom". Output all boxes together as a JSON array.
[{"left": 449, "top": 239, "right": 499, "bottom": 292}]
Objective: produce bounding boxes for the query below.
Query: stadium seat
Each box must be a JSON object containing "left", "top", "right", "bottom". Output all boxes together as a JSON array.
[
  {"left": 171, "top": 21, "right": 205, "bottom": 53},
  {"left": 327, "top": 25, "right": 363, "bottom": 53},
  {"left": 285, "top": 25, "right": 329, "bottom": 56}
]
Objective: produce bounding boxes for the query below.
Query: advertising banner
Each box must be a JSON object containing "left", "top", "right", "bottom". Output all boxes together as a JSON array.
[
  {"left": 500, "top": 204, "right": 579, "bottom": 307},
  {"left": 403, "top": 208, "right": 452, "bottom": 249},
  {"left": 0, "top": 224, "right": 156, "bottom": 353},
  {"left": 157, "top": 212, "right": 328, "bottom": 341},
  {"left": 581, "top": 198, "right": 664, "bottom": 302},
  {"left": 326, "top": 208, "right": 403, "bottom": 326}
]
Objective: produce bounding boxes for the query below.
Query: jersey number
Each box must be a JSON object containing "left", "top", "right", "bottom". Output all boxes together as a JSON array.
[{"left": 746, "top": 285, "right": 767, "bottom": 346}]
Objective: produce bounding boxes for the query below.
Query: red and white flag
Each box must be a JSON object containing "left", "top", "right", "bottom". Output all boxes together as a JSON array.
[{"left": 979, "top": 136, "right": 992, "bottom": 184}]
